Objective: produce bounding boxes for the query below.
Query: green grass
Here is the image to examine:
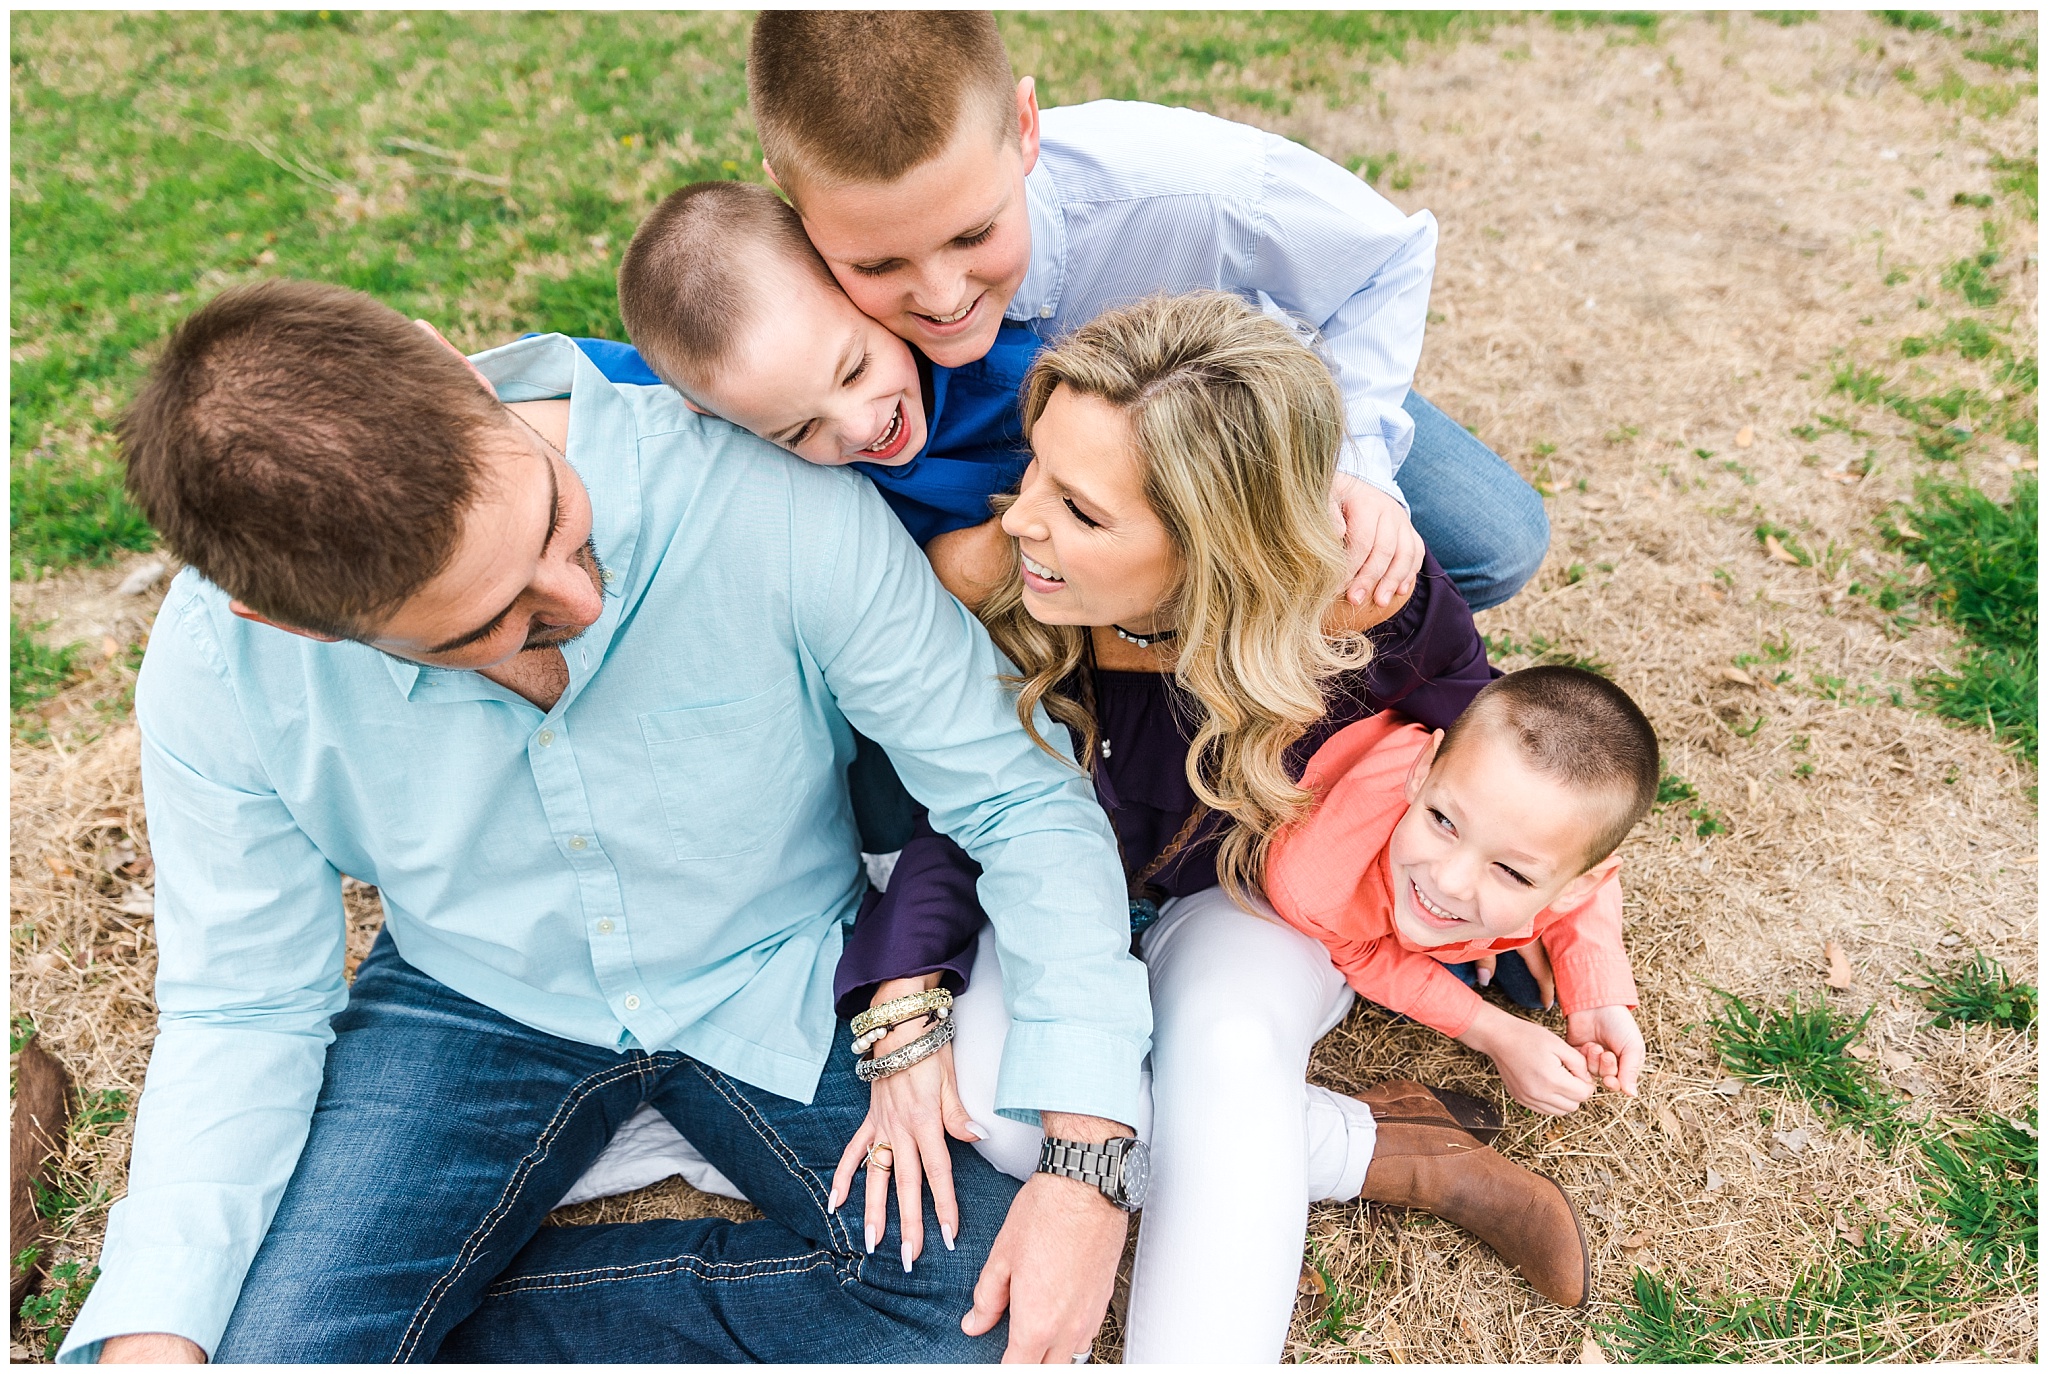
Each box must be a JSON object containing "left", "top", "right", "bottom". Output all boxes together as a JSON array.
[
  {"left": 1889, "top": 475, "right": 2037, "bottom": 761},
  {"left": 1908, "top": 950, "right": 2038, "bottom": 1032},
  {"left": 1917, "top": 1111, "right": 2039, "bottom": 1273},
  {"left": 12, "top": 617, "right": 85, "bottom": 716},
  {"left": 15, "top": 1261, "right": 98, "bottom": 1362},
  {"left": 1711, "top": 992, "right": 1900, "bottom": 1142}
]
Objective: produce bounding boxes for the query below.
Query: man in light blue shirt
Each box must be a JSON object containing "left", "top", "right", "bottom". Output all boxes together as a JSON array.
[
  {"left": 751, "top": 11, "right": 1550, "bottom": 615},
  {"left": 64, "top": 280, "right": 1148, "bottom": 1363}
]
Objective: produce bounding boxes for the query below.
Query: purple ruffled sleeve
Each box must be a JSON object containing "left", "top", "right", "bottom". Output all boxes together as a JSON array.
[{"left": 833, "top": 810, "right": 983, "bottom": 1019}]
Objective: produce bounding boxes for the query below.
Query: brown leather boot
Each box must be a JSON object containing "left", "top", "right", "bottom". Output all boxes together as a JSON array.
[
  {"left": 1353, "top": 1079, "right": 1505, "bottom": 1145},
  {"left": 1357, "top": 1117, "right": 1590, "bottom": 1308}
]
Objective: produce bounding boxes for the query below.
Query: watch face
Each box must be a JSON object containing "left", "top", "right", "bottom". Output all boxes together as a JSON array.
[{"left": 1115, "top": 1138, "right": 1151, "bottom": 1209}]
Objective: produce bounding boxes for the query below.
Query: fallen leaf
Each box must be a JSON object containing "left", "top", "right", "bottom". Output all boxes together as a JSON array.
[
  {"left": 1772, "top": 1128, "right": 1812, "bottom": 1155},
  {"left": 1381, "top": 1313, "right": 1406, "bottom": 1363},
  {"left": 1847, "top": 1043, "right": 1874, "bottom": 1061},
  {"left": 115, "top": 886, "right": 156, "bottom": 918},
  {"left": 1458, "top": 1314, "right": 1484, "bottom": 1346},
  {"left": 2007, "top": 1117, "right": 2040, "bottom": 1139},
  {"left": 1705, "top": 1166, "right": 1725, "bottom": 1193},
  {"left": 116, "top": 559, "right": 168, "bottom": 596},
  {"left": 1581, "top": 1335, "right": 1610, "bottom": 1364},
  {"left": 1880, "top": 1049, "right": 1915, "bottom": 1073},
  {"left": 1656, "top": 1105, "right": 1685, "bottom": 1141},
  {"left": 1699, "top": 581, "right": 1727, "bottom": 602},
  {"left": 1585, "top": 1202, "right": 1621, "bottom": 1223},
  {"left": 101, "top": 634, "right": 121, "bottom": 661},
  {"left": 1824, "top": 940, "right": 1854, "bottom": 990},
  {"left": 44, "top": 855, "right": 75, "bottom": 881},
  {"left": 1298, "top": 1265, "right": 1327, "bottom": 1297},
  {"left": 1735, "top": 426, "right": 1755, "bottom": 448},
  {"left": 1893, "top": 518, "right": 1924, "bottom": 541},
  {"left": 1937, "top": 932, "right": 1961, "bottom": 947},
  {"left": 1763, "top": 534, "right": 1801, "bottom": 566},
  {"left": 1820, "top": 467, "right": 1863, "bottom": 484},
  {"left": 1713, "top": 1078, "right": 1745, "bottom": 1097},
  {"left": 1839, "top": 1225, "right": 1865, "bottom": 1247},
  {"left": 1720, "top": 665, "right": 1757, "bottom": 686},
  {"left": 1619, "top": 1230, "right": 1651, "bottom": 1251},
  {"left": 1746, "top": 777, "right": 1762, "bottom": 805}
]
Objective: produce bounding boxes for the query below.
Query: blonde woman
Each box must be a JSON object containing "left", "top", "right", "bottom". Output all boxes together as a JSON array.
[{"left": 833, "top": 292, "right": 1589, "bottom": 1361}]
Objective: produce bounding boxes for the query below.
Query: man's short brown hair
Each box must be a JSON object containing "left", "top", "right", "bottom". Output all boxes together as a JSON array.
[
  {"left": 617, "top": 181, "right": 833, "bottom": 393},
  {"left": 1438, "top": 665, "right": 1662, "bottom": 871},
  {"left": 121, "top": 278, "right": 503, "bottom": 637},
  {"left": 748, "top": 11, "right": 1016, "bottom": 189}
]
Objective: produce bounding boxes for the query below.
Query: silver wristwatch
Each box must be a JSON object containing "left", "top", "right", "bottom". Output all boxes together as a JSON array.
[{"left": 1036, "top": 1135, "right": 1150, "bottom": 1212}]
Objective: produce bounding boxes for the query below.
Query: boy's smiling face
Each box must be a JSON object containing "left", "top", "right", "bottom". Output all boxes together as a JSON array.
[
  {"left": 778, "top": 80, "right": 1040, "bottom": 369},
  {"left": 688, "top": 252, "right": 928, "bottom": 468},
  {"left": 1387, "top": 723, "right": 1618, "bottom": 949}
]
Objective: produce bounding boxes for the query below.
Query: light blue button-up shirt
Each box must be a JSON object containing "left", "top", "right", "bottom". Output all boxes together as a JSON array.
[
  {"left": 1015, "top": 100, "right": 1439, "bottom": 505},
  {"left": 60, "top": 336, "right": 1146, "bottom": 1361}
]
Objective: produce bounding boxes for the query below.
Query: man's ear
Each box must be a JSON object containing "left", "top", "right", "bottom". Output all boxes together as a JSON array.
[
  {"left": 761, "top": 158, "right": 784, "bottom": 193},
  {"left": 413, "top": 319, "right": 498, "bottom": 399},
  {"left": 1403, "top": 729, "right": 1443, "bottom": 806},
  {"left": 228, "top": 600, "right": 345, "bottom": 643},
  {"left": 680, "top": 395, "right": 712, "bottom": 416},
  {"left": 1014, "top": 76, "right": 1041, "bottom": 176},
  {"left": 1552, "top": 852, "right": 1621, "bottom": 912}
]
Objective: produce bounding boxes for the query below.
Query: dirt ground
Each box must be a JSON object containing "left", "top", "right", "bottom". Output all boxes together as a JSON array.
[{"left": 9, "top": 11, "right": 2037, "bottom": 1363}]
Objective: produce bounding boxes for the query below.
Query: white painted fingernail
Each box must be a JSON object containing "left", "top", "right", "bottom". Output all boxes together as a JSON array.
[
  {"left": 1476, "top": 968, "right": 1492, "bottom": 987},
  {"left": 941, "top": 1223, "right": 956, "bottom": 1251},
  {"left": 901, "top": 1240, "right": 915, "bottom": 1273},
  {"left": 865, "top": 1224, "right": 878, "bottom": 1254},
  {"left": 966, "top": 1121, "right": 990, "bottom": 1141}
]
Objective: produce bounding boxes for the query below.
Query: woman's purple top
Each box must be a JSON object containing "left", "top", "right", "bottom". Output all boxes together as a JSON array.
[{"left": 833, "top": 554, "right": 1495, "bottom": 1016}]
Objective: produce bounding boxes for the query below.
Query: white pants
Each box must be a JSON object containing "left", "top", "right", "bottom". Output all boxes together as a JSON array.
[
  {"left": 566, "top": 886, "right": 1374, "bottom": 1364},
  {"left": 954, "top": 887, "right": 1376, "bottom": 1363}
]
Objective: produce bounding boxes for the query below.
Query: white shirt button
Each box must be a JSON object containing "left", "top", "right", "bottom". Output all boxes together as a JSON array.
[
  {"left": 568, "top": 835, "right": 588, "bottom": 851},
  {"left": 1039, "top": 305, "right": 1054, "bottom": 319},
  {"left": 623, "top": 994, "right": 641, "bottom": 1011},
  {"left": 538, "top": 729, "right": 555, "bottom": 746},
  {"left": 596, "top": 919, "right": 614, "bottom": 934}
]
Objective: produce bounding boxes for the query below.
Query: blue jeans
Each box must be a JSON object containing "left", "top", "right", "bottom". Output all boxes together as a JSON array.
[
  {"left": 213, "top": 930, "right": 1015, "bottom": 1362},
  {"left": 1401, "top": 392, "right": 1550, "bottom": 612}
]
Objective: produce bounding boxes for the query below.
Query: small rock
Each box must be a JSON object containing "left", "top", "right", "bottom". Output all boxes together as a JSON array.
[
  {"left": 116, "top": 560, "right": 168, "bottom": 596},
  {"left": 1938, "top": 933, "right": 1961, "bottom": 947}
]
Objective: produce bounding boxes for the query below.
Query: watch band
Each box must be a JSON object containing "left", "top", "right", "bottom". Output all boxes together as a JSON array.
[{"left": 1036, "top": 1136, "right": 1136, "bottom": 1211}]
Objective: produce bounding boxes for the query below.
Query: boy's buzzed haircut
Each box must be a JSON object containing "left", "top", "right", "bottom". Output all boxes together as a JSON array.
[
  {"left": 618, "top": 180, "right": 833, "bottom": 391},
  {"left": 1440, "top": 665, "right": 1661, "bottom": 870},
  {"left": 748, "top": 11, "right": 1016, "bottom": 188},
  {"left": 120, "top": 278, "right": 501, "bottom": 637}
]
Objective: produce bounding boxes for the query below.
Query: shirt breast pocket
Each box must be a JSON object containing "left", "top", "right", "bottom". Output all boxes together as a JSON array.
[{"left": 640, "top": 679, "right": 808, "bottom": 862}]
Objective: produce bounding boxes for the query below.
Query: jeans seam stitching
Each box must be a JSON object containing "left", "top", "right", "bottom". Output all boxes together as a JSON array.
[
  {"left": 483, "top": 1249, "right": 841, "bottom": 1295},
  {"left": 687, "top": 1059, "right": 853, "bottom": 1255},
  {"left": 393, "top": 1059, "right": 649, "bottom": 1359}
]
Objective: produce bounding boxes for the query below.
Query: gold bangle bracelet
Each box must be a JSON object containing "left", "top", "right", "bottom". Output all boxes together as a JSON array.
[{"left": 850, "top": 987, "right": 954, "bottom": 1038}]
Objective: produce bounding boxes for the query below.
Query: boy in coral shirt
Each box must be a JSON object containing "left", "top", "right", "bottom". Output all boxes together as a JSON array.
[{"left": 1267, "top": 666, "right": 1657, "bottom": 1115}]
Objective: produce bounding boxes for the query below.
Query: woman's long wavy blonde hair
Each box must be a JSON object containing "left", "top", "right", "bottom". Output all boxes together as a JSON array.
[{"left": 982, "top": 291, "right": 1371, "bottom": 901}]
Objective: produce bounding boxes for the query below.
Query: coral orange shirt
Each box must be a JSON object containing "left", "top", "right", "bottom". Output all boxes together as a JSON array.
[{"left": 1265, "top": 716, "right": 1638, "bottom": 1039}]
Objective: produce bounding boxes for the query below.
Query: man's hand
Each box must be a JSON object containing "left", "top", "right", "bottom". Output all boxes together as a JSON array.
[
  {"left": 1331, "top": 472, "right": 1424, "bottom": 608},
  {"left": 963, "top": 1112, "right": 1130, "bottom": 1363},
  {"left": 1456, "top": 1003, "right": 1595, "bottom": 1116},
  {"left": 1566, "top": 1004, "right": 1646, "bottom": 1097},
  {"left": 99, "top": 1333, "right": 206, "bottom": 1363}
]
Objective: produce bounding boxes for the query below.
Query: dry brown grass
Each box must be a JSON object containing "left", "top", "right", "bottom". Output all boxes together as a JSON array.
[{"left": 10, "top": 10, "right": 2036, "bottom": 1364}]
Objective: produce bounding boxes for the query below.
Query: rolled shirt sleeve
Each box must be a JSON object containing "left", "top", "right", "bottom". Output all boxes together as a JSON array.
[
  {"left": 60, "top": 590, "right": 349, "bottom": 1363},
  {"left": 1537, "top": 870, "right": 1639, "bottom": 1017},
  {"left": 793, "top": 473, "right": 1149, "bottom": 1128},
  {"left": 1249, "top": 135, "right": 1438, "bottom": 503}
]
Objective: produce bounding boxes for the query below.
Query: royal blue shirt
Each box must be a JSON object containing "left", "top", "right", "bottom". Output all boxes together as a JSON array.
[{"left": 569, "top": 327, "right": 1043, "bottom": 547}]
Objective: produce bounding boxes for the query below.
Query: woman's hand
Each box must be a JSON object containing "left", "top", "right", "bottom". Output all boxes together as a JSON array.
[
  {"left": 1331, "top": 472, "right": 1424, "bottom": 609},
  {"left": 830, "top": 979, "right": 984, "bottom": 1269}
]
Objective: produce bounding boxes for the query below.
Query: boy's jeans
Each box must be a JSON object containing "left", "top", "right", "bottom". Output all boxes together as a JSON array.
[
  {"left": 212, "top": 930, "right": 1015, "bottom": 1363},
  {"left": 1401, "top": 391, "right": 1551, "bottom": 612}
]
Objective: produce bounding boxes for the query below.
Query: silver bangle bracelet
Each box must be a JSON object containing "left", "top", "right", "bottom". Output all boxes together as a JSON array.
[{"left": 854, "top": 1013, "right": 955, "bottom": 1082}]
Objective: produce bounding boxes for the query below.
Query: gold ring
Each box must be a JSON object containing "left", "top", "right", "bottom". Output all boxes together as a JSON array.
[{"left": 865, "top": 1141, "right": 895, "bottom": 1171}]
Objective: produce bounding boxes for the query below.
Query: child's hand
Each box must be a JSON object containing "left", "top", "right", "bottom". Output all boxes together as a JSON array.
[
  {"left": 1565, "top": 1004, "right": 1645, "bottom": 1096},
  {"left": 1331, "top": 472, "right": 1424, "bottom": 608},
  {"left": 1474, "top": 938, "right": 1558, "bottom": 1009},
  {"left": 1456, "top": 1002, "right": 1596, "bottom": 1115}
]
